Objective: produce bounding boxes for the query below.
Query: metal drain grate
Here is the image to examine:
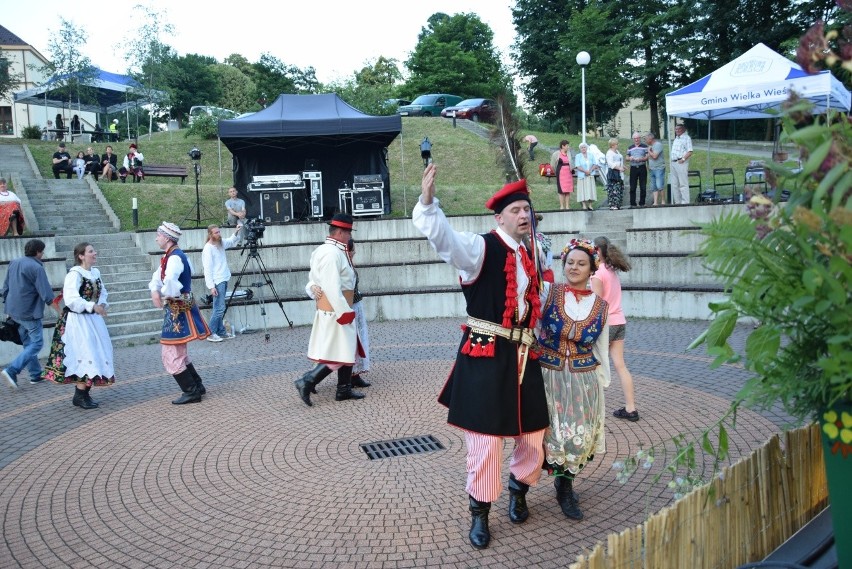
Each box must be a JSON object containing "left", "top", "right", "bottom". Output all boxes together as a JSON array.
[{"left": 360, "top": 435, "right": 445, "bottom": 460}]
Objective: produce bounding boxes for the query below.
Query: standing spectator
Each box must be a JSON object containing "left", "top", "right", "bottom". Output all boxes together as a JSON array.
[
  {"left": 70, "top": 114, "right": 82, "bottom": 135},
  {"left": 101, "top": 145, "right": 118, "bottom": 182},
  {"left": 55, "top": 114, "right": 65, "bottom": 140},
  {"left": 412, "top": 164, "right": 549, "bottom": 550},
  {"left": 225, "top": 187, "right": 247, "bottom": 226},
  {"left": 52, "top": 142, "right": 73, "bottom": 179},
  {"left": 646, "top": 132, "right": 666, "bottom": 205},
  {"left": 108, "top": 119, "right": 118, "bottom": 140},
  {"left": 555, "top": 140, "right": 573, "bottom": 210},
  {"left": 148, "top": 222, "right": 212, "bottom": 405},
  {"left": 42, "top": 242, "right": 115, "bottom": 409},
  {"left": 83, "top": 147, "right": 101, "bottom": 180},
  {"left": 72, "top": 151, "right": 87, "bottom": 179},
  {"left": 201, "top": 223, "right": 242, "bottom": 342},
  {"left": 573, "top": 142, "right": 599, "bottom": 211},
  {"left": 0, "top": 178, "right": 25, "bottom": 237},
  {"left": 1, "top": 239, "right": 56, "bottom": 388},
  {"left": 605, "top": 139, "right": 626, "bottom": 210},
  {"left": 537, "top": 238, "right": 610, "bottom": 520},
  {"left": 119, "top": 143, "right": 144, "bottom": 183},
  {"left": 591, "top": 236, "right": 638, "bottom": 422},
  {"left": 670, "top": 123, "right": 694, "bottom": 204},
  {"left": 626, "top": 132, "right": 649, "bottom": 207},
  {"left": 523, "top": 134, "right": 538, "bottom": 160},
  {"left": 294, "top": 213, "right": 364, "bottom": 406}
]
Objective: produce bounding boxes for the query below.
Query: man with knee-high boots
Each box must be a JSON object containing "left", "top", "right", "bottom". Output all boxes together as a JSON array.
[
  {"left": 413, "top": 164, "right": 549, "bottom": 549},
  {"left": 148, "top": 221, "right": 212, "bottom": 404},
  {"left": 294, "top": 213, "right": 365, "bottom": 406}
]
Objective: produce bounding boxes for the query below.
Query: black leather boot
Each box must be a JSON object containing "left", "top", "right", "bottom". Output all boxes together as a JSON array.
[
  {"left": 72, "top": 387, "right": 97, "bottom": 409},
  {"left": 186, "top": 362, "right": 205, "bottom": 395},
  {"left": 468, "top": 495, "right": 491, "bottom": 549},
  {"left": 294, "top": 364, "right": 332, "bottom": 407},
  {"left": 335, "top": 366, "right": 365, "bottom": 401},
  {"left": 508, "top": 473, "right": 530, "bottom": 523},
  {"left": 555, "top": 476, "right": 583, "bottom": 520},
  {"left": 351, "top": 373, "right": 371, "bottom": 388},
  {"left": 172, "top": 369, "right": 202, "bottom": 405},
  {"left": 83, "top": 385, "right": 99, "bottom": 408}
]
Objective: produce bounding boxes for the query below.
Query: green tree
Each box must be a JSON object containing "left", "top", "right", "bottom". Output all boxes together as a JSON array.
[
  {"left": 404, "top": 12, "right": 510, "bottom": 99},
  {"left": 354, "top": 56, "right": 403, "bottom": 87},
  {"left": 250, "top": 53, "right": 319, "bottom": 105},
  {"left": 210, "top": 63, "right": 256, "bottom": 113},
  {"left": 161, "top": 53, "right": 221, "bottom": 122},
  {"left": 42, "top": 18, "right": 98, "bottom": 117},
  {"left": 0, "top": 51, "right": 22, "bottom": 102}
]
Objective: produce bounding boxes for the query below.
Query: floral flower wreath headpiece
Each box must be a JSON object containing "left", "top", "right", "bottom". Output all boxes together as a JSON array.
[{"left": 560, "top": 238, "right": 600, "bottom": 268}]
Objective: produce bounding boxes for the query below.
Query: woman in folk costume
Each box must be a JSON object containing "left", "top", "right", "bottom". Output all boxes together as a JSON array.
[
  {"left": 148, "top": 221, "right": 212, "bottom": 405},
  {"left": 43, "top": 242, "right": 116, "bottom": 409},
  {"left": 536, "top": 238, "right": 610, "bottom": 521}
]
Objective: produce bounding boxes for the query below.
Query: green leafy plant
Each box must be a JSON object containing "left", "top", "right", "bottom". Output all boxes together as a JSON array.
[
  {"left": 185, "top": 114, "right": 219, "bottom": 140},
  {"left": 21, "top": 126, "right": 43, "bottom": 140}
]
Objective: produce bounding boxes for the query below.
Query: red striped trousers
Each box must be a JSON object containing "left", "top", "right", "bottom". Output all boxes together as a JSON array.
[{"left": 464, "top": 429, "right": 546, "bottom": 503}]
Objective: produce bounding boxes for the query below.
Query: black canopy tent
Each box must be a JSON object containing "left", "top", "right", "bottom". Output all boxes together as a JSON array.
[{"left": 218, "top": 93, "right": 402, "bottom": 219}]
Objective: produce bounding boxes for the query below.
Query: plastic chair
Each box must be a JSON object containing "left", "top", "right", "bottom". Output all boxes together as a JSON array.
[
  {"left": 713, "top": 168, "right": 737, "bottom": 201},
  {"left": 744, "top": 166, "right": 768, "bottom": 194}
]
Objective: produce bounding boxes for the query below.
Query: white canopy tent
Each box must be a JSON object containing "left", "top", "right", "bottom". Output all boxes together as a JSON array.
[{"left": 665, "top": 43, "right": 851, "bottom": 191}]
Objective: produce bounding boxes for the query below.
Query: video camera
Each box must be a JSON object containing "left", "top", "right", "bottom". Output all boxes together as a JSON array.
[{"left": 243, "top": 217, "right": 265, "bottom": 243}]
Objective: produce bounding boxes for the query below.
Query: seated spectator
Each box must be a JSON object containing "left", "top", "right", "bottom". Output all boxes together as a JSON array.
[
  {"left": 108, "top": 119, "right": 118, "bottom": 139},
  {"left": 0, "top": 178, "right": 25, "bottom": 236},
  {"left": 92, "top": 124, "right": 104, "bottom": 143},
  {"left": 83, "top": 147, "right": 101, "bottom": 180},
  {"left": 101, "top": 145, "right": 118, "bottom": 181},
  {"left": 225, "top": 186, "right": 247, "bottom": 226},
  {"left": 42, "top": 120, "right": 55, "bottom": 141},
  {"left": 119, "top": 143, "right": 144, "bottom": 183},
  {"left": 52, "top": 142, "right": 73, "bottom": 179},
  {"left": 72, "top": 151, "right": 87, "bottom": 179}
]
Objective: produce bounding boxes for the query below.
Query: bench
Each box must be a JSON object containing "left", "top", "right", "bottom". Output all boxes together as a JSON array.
[{"left": 142, "top": 164, "right": 189, "bottom": 183}]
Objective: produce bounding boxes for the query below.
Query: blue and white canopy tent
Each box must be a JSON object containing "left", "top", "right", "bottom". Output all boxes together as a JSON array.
[
  {"left": 14, "top": 67, "right": 166, "bottom": 137},
  {"left": 665, "top": 43, "right": 851, "bottom": 178}
]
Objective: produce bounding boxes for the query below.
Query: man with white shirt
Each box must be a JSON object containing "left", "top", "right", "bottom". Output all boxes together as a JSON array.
[
  {"left": 412, "top": 164, "right": 549, "bottom": 550},
  {"left": 670, "top": 123, "right": 694, "bottom": 204},
  {"left": 202, "top": 223, "right": 242, "bottom": 342}
]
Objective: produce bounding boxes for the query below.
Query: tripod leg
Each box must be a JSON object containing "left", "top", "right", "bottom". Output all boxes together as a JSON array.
[{"left": 253, "top": 253, "right": 294, "bottom": 327}]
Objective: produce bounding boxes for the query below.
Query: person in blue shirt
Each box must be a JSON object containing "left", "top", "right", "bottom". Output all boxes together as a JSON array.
[{"left": 1, "top": 239, "right": 56, "bottom": 388}]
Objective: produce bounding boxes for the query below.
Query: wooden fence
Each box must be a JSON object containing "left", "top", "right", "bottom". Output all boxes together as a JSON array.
[{"left": 570, "top": 424, "right": 828, "bottom": 569}]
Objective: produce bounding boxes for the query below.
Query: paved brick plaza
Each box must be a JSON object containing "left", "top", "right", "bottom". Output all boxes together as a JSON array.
[{"left": 0, "top": 317, "right": 792, "bottom": 568}]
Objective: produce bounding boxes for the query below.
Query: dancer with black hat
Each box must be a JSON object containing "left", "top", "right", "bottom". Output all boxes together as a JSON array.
[
  {"left": 294, "top": 212, "right": 365, "bottom": 406},
  {"left": 148, "top": 221, "right": 212, "bottom": 404},
  {"left": 412, "top": 163, "right": 549, "bottom": 550}
]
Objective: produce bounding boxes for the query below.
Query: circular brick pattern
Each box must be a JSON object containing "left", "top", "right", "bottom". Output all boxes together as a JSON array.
[{"left": 0, "top": 319, "right": 785, "bottom": 567}]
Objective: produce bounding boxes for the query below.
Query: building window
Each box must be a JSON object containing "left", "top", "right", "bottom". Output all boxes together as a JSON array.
[{"left": 0, "top": 107, "right": 12, "bottom": 135}]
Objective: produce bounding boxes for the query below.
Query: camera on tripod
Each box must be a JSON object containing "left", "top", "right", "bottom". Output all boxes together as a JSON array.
[{"left": 244, "top": 217, "right": 265, "bottom": 243}]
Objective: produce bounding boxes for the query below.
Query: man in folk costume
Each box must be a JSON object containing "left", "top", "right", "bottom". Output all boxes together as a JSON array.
[
  {"left": 148, "top": 222, "right": 212, "bottom": 405},
  {"left": 294, "top": 213, "right": 365, "bottom": 406},
  {"left": 412, "top": 163, "right": 549, "bottom": 550}
]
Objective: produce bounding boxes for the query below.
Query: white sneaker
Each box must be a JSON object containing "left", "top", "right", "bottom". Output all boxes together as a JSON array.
[
  {"left": 206, "top": 334, "right": 224, "bottom": 343},
  {"left": 224, "top": 333, "right": 236, "bottom": 339},
  {"left": 2, "top": 369, "right": 18, "bottom": 389}
]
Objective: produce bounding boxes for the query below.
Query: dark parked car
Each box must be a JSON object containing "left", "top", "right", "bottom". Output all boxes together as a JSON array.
[
  {"left": 398, "top": 94, "right": 463, "bottom": 117},
  {"left": 439, "top": 98, "right": 497, "bottom": 123}
]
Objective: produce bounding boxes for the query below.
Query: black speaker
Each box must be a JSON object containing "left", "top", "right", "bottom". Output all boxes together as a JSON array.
[{"left": 260, "top": 191, "right": 294, "bottom": 222}]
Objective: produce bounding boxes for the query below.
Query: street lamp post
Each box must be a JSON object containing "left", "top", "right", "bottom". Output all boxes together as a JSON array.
[{"left": 576, "top": 51, "right": 591, "bottom": 145}]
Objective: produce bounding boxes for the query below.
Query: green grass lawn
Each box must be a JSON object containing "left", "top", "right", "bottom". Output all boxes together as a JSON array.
[{"left": 11, "top": 119, "right": 765, "bottom": 231}]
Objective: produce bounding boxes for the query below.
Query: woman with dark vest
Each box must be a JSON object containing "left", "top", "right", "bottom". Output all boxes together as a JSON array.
[
  {"left": 413, "top": 164, "right": 549, "bottom": 550},
  {"left": 148, "top": 222, "right": 211, "bottom": 404},
  {"left": 537, "top": 238, "right": 610, "bottom": 521}
]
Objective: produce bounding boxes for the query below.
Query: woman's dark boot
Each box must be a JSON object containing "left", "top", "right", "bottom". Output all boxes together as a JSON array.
[
  {"left": 172, "top": 369, "right": 202, "bottom": 405},
  {"left": 468, "top": 495, "right": 491, "bottom": 549},
  {"left": 294, "top": 364, "right": 332, "bottom": 406},
  {"left": 72, "top": 387, "right": 97, "bottom": 409},
  {"left": 335, "top": 365, "right": 365, "bottom": 401},
  {"left": 555, "top": 476, "right": 583, "bottom": 520},
  {"left": 351, "top": 373, "right": 371, "bottom": 388},
  {"left": 185, "top": 362, "right": 205, "bottom": 395},
  {"left": 83, "top": 385, "right": 99, "bottom": 408},
  {"left": 507, "top": 473, "right": 530, "bottom": 523}
]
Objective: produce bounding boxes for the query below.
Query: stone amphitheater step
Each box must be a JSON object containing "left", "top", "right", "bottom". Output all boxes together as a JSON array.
[{"left": 0, "top": 145, "right": 36, "bottom": 177}]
